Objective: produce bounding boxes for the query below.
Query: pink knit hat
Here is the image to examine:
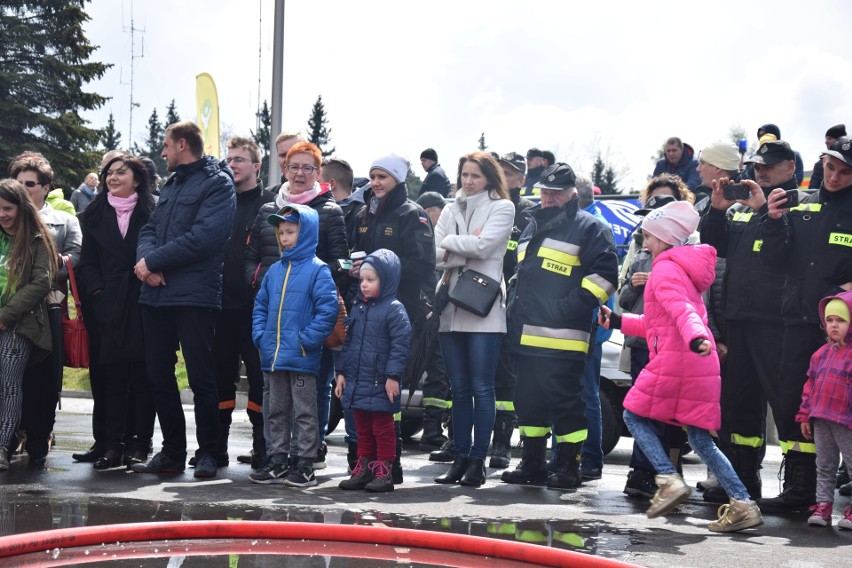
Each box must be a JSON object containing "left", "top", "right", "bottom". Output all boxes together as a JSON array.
[{"left": 641, "top": 200, "right": 698, "bottom": 246}]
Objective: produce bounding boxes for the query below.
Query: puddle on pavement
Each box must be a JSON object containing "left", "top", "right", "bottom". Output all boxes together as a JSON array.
[{"left": 0, "top": 494, "right": 636, "bottom": 565}]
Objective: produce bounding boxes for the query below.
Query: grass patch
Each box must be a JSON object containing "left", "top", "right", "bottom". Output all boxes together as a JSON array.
[{"left": 63, "top": 350, "right": 189, "bottom": 391}]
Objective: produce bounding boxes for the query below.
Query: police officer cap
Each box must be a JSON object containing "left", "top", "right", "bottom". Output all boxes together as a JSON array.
[
  {"left": 822, "top": 136, "right": 852, "bottom": 167},
  {"left": 534, "top": 163, "right": 577, "bottom": 191},
  {"left": 499, "top": 152, "right": 526, "bottom": 174},
  {"left": 744, "top": 140, "right": 795, "bottom": 166}
]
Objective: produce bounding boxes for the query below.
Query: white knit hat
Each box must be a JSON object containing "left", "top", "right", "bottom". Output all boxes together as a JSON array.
[
  {"left": 642, "top": 201, "right": 699, "bottom": 246},
  {"left": 699, "top": 142, "right": 741, "bottom": 171},
  {"left": 370, "top": 153, "right": 410, "bottom": 184}
]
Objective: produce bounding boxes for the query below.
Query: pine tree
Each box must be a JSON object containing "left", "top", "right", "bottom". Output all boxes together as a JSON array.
[
  {"left": 165, "top": 99, "right": 180, "bottom": 127},
  {"left": 478, "top": 132, "right": 488, "bottom": 151},
  {"left": 252, "top": 100, "right": 272, "bottom": 186},
  {"left": 591, "top": 152, "right": 620, "bottom": 195},
  {"left": 405, "top": 168, "right": 422, "bottom": 200},
  {"left": 306, "top": 95, "right": 335, "bottom": 157},
  {"left": 101, "top": 112, "right": 121, "bottom": 151},
  {"left": 0, "top": 0, "right": 110, "bottom": 188},
  {"left": 132, "top": 108, "right": 167, "bottom": 178}
]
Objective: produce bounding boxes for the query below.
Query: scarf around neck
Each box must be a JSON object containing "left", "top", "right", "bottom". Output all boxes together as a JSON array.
[
  {"left": 107, "top": 192, "right": 139, "bottom": 238},
  {"left": 276, "top": 181, "right": 326, "bottom": 207}
]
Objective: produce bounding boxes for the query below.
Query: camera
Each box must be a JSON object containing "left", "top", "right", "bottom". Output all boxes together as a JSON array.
[
  {"left": 781, "top": 189, "right": 799, "bottom": 209},
  {"left": 723, "top": 183, "right": 750, "bottom": 201}
]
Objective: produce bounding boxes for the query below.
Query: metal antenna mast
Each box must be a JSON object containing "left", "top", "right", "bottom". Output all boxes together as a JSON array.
[
  {"left": 122, "top": 0, "right": 145, "bottom": 147},
  {"left": 256, "top": 0, "right": 263, "bottom": 133}
]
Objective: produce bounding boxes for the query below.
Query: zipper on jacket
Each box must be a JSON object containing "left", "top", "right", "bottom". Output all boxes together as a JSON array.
[
  {"left": 653, "top": 336, "right": 658, "bottom": 354},
  {"left": 271, "top": 262, "right": 292, "bottom": 371}
]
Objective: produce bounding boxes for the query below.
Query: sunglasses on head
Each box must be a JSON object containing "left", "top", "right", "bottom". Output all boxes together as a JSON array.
[{"left": 21, "top": 180, "right": 41, "bottom": 188}]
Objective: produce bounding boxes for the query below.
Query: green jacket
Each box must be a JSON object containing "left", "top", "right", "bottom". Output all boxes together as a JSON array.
[
  {"left": 47, "top": 188, "right": 76, "bottom": 216},
  {"left": 0, "top": 233, "right": 53, "bottom": 355}
]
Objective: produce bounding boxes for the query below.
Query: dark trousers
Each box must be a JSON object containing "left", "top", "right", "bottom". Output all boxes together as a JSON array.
[
  {"left": 422, "top": 338, "right": 451, "bottom": 407},
  {"left": 213, "top": 307, "right": 263, "bottom": 423},
  {"left": 20, "top": 304, "right": 63, "bottom": 459},
  {"left": 514, "top": 355, "right": 586, "bottom": 439},
  {"left": 141, "top": 305, "right": 218, "bottom": 462},
  {"left": 777, "top": 324, "right": 825, "bottom": 446},
  {"left": 103, "top": 361, "right": 155, "bottom": 453},
  {"left": 494, "top": 349, "right": 517, "bottom": 406}
]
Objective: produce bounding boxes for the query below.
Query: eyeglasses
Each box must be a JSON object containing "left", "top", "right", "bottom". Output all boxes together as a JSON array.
[
  {"left": 20, "top": 180, "right": 42, "bottom": 188},
  {"left": 286, "top": 163, "right": 318, "bottom": 174}
]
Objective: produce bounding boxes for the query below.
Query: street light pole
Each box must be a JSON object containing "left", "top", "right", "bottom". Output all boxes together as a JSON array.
[{"left": 268, "top": 0, "right": 285, "bottom": 187}]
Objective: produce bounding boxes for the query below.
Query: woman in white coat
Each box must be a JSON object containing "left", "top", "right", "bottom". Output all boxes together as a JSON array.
[{"left": 433, "top": 152, "right": 515, "bottom": 487}]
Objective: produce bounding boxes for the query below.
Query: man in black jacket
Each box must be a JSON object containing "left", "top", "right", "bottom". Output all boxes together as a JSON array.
[
  {"left": 758, "top": 136, "right": 852, "bottom": 514},
  {"left": 208, "top": 137, "right": 275, "bottom": 469},
  {"left": 699, "top": 140, "right": 798, "bottom": 504},
  {"left": 419, "top": 148, "right": 451, "bottom": 198}
]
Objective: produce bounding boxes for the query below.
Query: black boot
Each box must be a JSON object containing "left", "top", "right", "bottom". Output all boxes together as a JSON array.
[
  {"left": 419, "top": 407, "right": 448, "bottom": 451},
  {"left": 435, "top": 456, "right": 470, "bottom": 484},
  {"left": 430, "top": 416, "right": 454, "bottom": 462},
  {"left": 758, "top": 451, "right": 816, "bottom": 514},
  {"left": 72, "top": 444, "right": 105, "bottom": 463},
  {"left": 460, "top": 457, "right": 486, "bottom": 487},
  {"left": 392, "top": 421, "right": 403, "bottom": 484},
  {"left": 347, "top": 441, "right": 358, "bottom": 473},
  {"left": 488, "top": 411, "right": 514, "bottom": 470},
  {"left": 546, "top": 442, "right": 582, "bottom": 490},
  {"left": 339, "top": 456, "right": 374, "bottom": 490},
  {"left": 704, "top": 445, "right": 763, "bottom": 503},
  {"left": 501, "top": 436, "right": 548, "bottom": 485}
]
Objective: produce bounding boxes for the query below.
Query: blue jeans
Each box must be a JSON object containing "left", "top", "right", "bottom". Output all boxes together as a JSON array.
[
  {"left": 580, "top": 342, "right": 604, "bottom": 471},
  {"left": 623, "top": 409, "right": 751, "bottom": 501},
  {"left": 315, "top": 347, "right": 334, "bottom": 444},
  {"left": 439, "top": 332, "right": 501, "bottom": 460}
]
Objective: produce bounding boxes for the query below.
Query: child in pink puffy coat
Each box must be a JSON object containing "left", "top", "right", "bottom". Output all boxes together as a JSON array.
[{"left": 600, "top": 200, "right": 763, "bottom": 533}]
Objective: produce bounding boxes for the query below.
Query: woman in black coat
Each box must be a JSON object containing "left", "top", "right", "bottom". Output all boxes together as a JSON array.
[{"left": 77, "top": 155, "right": 156, "bottom": 470}]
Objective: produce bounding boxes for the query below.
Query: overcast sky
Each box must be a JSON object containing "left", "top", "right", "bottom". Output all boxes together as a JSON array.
[{"left": 81, "top": 0, "right": 852, "bottom": 191}]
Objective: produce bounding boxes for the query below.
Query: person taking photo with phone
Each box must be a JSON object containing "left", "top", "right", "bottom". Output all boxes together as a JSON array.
[{"left": 758, "top": 136, "right": 852, "bottom": 514}]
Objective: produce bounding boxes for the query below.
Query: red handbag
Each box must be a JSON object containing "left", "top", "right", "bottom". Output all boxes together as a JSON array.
[
  {"left": 324, "top": 291, "right": 347, "bottom": 350},
  {"left": 62, "top": 257, "right": 89, "bottom": 368}
]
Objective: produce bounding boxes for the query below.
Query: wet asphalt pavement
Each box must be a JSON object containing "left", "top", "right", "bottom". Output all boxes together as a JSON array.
[{"left": 0, "top": 395, "right": 849, "bottom": 567}]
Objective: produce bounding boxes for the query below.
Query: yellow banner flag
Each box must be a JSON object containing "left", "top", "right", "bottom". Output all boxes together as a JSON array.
[{"left": 195, "top": 72, "right": 220, "bottom": 158}]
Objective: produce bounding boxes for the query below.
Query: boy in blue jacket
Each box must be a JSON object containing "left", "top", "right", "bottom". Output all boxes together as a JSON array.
[
  {"left": 335, "top": 248, "right": 411, "bottom": 492},
  {"left": 250, "top": 205, "right": 338, "bottom": 487}
]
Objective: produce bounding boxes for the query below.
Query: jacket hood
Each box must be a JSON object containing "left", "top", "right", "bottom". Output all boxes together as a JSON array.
[
  {"left": 276, "top": 203, "right": 320, "bottom": 262},
  {"left": 362, "top": 248, "right": 401, "bottom": 302},
  {"left": 818, "top": 290, "right": 852, "bottom": 343},
  {"left": 654, "top": 244, "right": 717, "bottom": 293},
  {"left": 679, "top": 143, "right": 696, "bottom": 165}
]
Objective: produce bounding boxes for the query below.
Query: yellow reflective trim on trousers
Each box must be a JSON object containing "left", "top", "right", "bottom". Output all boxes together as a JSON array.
[
  {"left": 555, "top": 429, "right": 587, "bottom": 444},
  {"left": 519, "top": 426, "right": 550, "bottom": 437},
  {"left": 752, "top": 239, "right": 763, "bottom": 252},
  {"left": 553, "top": 532, "right": 586, "bottom": 548},
  {"left": 779, "top": 441, "right": 816, "bottom": 454},
  {"left": 829, "top": 232, "right": 852, "bottom": 248},
  {"left": 488, "top": 523, "right": 516, "bottom": 536},
  {"left": 731, "top": 211, "right": 754, "bottom": 223},
  {"left": 495, "top": 401, "right": 515, "bottom": 411},
  {"left": 423, "top": 398, "right": 451, "bottom": 409},
  {"left": 507, "top": 240, "right": 518, "bottom": 251},
  {"left": 517, "top": 530, "right": 548, "bottom": 543},
  {"left": 790, "top": 203, "right": 822, "bottom": 213},
  {"left": 581, "top": 274, "right": 614, "bottom": 304},
  {"left": 731, "top": 434, "right": 763, "bottom": 448},
  {"left": 394, "top": 412, "right": 401, "bottom": 421}
]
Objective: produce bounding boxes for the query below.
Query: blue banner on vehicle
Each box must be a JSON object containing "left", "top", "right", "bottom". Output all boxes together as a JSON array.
[{"left": 596, "top": 199, "right": 641, "bottom": 256}]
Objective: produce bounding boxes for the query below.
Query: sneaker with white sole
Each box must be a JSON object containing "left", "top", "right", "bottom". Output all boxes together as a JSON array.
[
  {"left": 807, "top": 502, "right": 833, "bottom": 527},
  {"left": 284, "top": 459, "right": 317, "bottom": 487},
  {"left": 249, "top": 460, "right": 289, "bottom": 484},
  {"left": 838, "top": 506, "right": 852, "bottom": 530},
  {"left": 646, "top": 473, "right": 691, "bottom": 518},
  {"left": 709, "top": 499, "right": 764, "bottom": 532}
]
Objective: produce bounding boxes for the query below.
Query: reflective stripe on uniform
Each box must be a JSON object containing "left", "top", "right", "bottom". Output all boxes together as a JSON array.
[
  {"left": 487, "top": 522, "right": 516, "bottom": 536},
  {"left": 731, "top": 433, "right": 763, "bottom": 448},
  {"left": 537, "top": 238, "right": 581, "bottom": 266},
  {"left": 507, "top": 239, "right": 518, "bottom": 251},
  {"left": 517, "top": 241, "right": 528, "bottom": 262},
  {"left": 779, "top": 440, "right": 816, "bottom": 454},
  {"left": 495, "top": 401, "right": 515, "bottom": 412},
  {"left": 752, "top": 239, "right": 763, "bottom": 252},
  {"left": 423, "top": 397, "right": 451, "bottom": 409},
  {"left": 519, "top": 426, "right": 550, "bottom": 437},
  {"left": 517, "top": 530, "right": 548, "bottom": 543},
  {"left": 790, "top": 203, "right": 822, "bottom": 213},
  {"left": 394, "top": 412, "right": 401, "bottom": 421},
  {"left": 247, "top": 400, "right": 263, "bottom": 413},
  {"left": 581, "top": 273, "right": 615, "bottom": 304},
  {"left": 520, "top": 325, "right": 590, "bottom": 354},
  {"left": 555, "top": 429, "right": 587, "bottom": 444},
  {"left": 219, "top": 400, "right": 237, "bottom": 410},
  {"left": 553, "top": 531, "right": 586, "bottom": 548},
  {"left": 731, "top": 211, "right": 754, "bottom": 223},
  {"left": 829, "top": 232, "right": 852, "bottom": 248}
]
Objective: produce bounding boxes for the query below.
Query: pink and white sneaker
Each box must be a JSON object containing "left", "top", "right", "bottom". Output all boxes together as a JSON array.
[
  {"left": 807, "top": 502, "right": 832, "bottom": 527},
  {"left": 838, "top": 506, "right": 852, "bottom": 530}
]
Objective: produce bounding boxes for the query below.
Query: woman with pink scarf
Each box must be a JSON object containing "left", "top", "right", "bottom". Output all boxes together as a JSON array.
[{"left": 77, "top": 155, "right": 156, "bottom": 470}]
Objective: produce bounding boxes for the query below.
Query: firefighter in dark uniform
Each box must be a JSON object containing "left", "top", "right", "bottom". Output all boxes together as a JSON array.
[
  {"left": 698, "top": 140, "right": 801, "bottom": 503},
  {"left": 487, "top": 152, "right": 535, "bottom": 469},
  {"left": 502, "top": 163, "right": 618, "bottom": 489},
  {"left": 758, "top": 136, "right": 852, "bottom": 513}
]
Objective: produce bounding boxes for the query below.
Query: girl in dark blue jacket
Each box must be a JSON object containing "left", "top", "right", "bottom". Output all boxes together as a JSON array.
[{"left": 335, "top": 248, "right": 411, "bottom": 492}]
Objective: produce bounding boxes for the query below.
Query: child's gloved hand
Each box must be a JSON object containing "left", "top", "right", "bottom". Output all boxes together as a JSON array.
[
  {"left": 690, "top": 338, "right": 712, "bottom": 356},
  {"left": 598, "top": 305, "right": 621, "bottom": 329},
  {"left": 334, "top": 374, "right": 345, "bottom": 398},
  {"left": 386, "top": 377, "right": 399, "bottom": 402}
]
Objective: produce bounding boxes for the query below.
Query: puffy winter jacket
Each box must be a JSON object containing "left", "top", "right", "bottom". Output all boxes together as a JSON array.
[
  {"left": 251, "top": 205, "right": 339, "bottom": 375},
  {"left": 652, "top": 143, "right": 701, "bottom": 190},
  {"left": 621, "top": 244, "right": 721, "bottom": 431},
  {"left": 760, "top": 184, "right": 852, "bottom": 325},
  {"left": 245, "top": 183, "right": 348, "bottom": 291},
  {"left": 507, "top": 198, "right": 618, "bottom": 360},
  {"left": 338, "top": 249, "right": 411, "bottom": 414},
  {"left": 137, "top": 156, "right": 235, "bottom": 309}
]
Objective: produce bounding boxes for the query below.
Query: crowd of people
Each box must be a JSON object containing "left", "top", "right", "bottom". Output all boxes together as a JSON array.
[{"left": 0, "top": 120, "right": 849, "bottom": 535}]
